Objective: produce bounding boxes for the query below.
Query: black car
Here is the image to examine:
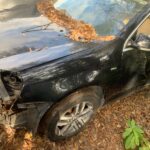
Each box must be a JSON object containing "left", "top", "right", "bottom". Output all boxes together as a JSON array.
[{"left": 0, "top": 0, "right": 150, "bottom": 141}]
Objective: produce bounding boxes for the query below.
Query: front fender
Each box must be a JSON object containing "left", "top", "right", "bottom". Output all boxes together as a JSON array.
[{"left": 21, "top": 69, "right": 101, "bottom": 103}]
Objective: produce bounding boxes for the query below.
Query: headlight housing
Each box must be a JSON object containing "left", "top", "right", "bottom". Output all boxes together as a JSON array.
[{"left": 0, "top": 71, "right": 23, "bottom": 104}]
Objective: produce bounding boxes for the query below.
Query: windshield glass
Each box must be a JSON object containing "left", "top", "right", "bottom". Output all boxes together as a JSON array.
[{"left": 54, "top": 0, "right": 149, "bottom": 36}]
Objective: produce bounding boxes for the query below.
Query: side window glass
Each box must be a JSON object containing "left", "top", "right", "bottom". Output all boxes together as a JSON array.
[{"left": 138, "top": 16, "right": 150, "bottom": 35}]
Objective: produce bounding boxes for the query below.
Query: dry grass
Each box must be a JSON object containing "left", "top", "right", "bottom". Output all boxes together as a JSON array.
[{"left": 0, "top": 87, "right": 149, "bottom": 150}]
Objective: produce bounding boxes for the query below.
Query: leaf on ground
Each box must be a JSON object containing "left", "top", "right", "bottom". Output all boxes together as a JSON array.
[
  {"left": 123, "top": 128, "right": 132, "bottom": 139},
  {"left": 125, "top": 133, "right": 134, "bottom": 150}
]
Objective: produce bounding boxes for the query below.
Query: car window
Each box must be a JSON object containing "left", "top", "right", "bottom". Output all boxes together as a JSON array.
[
  {"left": 138, "top": 17, "right": 150, "bottom": 35},
  {"left": 54, "top": 0, "right": 149, "bottom": 36}
]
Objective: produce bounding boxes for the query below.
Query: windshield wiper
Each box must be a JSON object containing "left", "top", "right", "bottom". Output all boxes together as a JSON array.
[{"left": 22, "top": 23, "right": 52, "bottom": 33}]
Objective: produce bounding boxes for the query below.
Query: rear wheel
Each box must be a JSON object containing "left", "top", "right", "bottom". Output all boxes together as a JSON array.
[{"left": 39, "top": 86, "right": 104, "bottom": 141}]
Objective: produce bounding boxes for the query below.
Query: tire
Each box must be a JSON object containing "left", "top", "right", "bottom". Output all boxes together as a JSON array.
[{"left": 39, "top": 86, "right": 104, "bottom": 141}]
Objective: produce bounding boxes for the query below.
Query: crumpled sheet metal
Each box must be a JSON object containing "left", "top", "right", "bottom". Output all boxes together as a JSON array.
[{"left": 37, "top": 0, "right": 116, "bottom": 42}]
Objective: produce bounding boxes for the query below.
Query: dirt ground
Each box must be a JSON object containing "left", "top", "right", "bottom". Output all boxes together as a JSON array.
[{"left": 0, "top": 87, "right": 149, "bottom": 150}]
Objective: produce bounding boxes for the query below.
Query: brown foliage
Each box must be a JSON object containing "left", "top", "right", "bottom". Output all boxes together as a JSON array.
[{"left": 37, "top": 0, "right": 116, "bottom": 42}]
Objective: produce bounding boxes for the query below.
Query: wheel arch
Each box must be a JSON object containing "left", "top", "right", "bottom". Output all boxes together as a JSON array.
[{"left": 37, "top": 85, "right": 105, "bottom": 135}]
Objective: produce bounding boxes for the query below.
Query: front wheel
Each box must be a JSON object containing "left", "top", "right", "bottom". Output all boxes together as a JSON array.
[{"left": 39, "top": 86, "right": 104, "bottom": 141}]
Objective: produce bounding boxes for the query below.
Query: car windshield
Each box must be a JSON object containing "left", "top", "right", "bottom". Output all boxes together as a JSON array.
[{"left": 54, "top": 0, "right": 149, "bottom": 36}]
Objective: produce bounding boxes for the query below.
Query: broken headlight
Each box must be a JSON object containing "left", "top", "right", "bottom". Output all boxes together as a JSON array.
[{"left": 1, "top": 71, "right": 23, "bottom": 100}]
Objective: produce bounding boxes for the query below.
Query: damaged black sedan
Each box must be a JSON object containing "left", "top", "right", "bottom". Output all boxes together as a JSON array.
[{"left": 0, "top": 0, "right": 150, "bottom": 141}]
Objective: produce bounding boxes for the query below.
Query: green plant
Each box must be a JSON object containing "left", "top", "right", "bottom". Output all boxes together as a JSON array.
[
  {"left": 123, "top": 120, "right": 150, "bottom": 150},
  {"left": 132, "top": 0, "right": 148, "bottom": 5}
]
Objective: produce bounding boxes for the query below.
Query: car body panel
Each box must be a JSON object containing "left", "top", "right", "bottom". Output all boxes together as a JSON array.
[
  {"left": 19, "top": 37, "right": 123, "bottom": 101},
  {"left": 0, "top": 16, "right": 78, "bottom": 71}
]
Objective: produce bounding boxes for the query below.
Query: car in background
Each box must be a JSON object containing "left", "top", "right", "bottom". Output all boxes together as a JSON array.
[{"left": 0, "top": 0, "right": 149, "bottom": 141}]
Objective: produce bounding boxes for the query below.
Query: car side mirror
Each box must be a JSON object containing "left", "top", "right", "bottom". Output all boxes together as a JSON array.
[
  {"left": 130, "top": 34, "right": 150, "bottom": 52},
  {"left": 137, "top": 40, "right": 150, "bottom": 51}
]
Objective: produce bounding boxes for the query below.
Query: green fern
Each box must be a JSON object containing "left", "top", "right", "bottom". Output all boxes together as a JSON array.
[{"left": 123, "top": 120, "right": 150, "bottom": 150}]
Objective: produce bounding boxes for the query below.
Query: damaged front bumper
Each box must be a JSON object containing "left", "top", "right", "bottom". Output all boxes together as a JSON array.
[{"left": 0, "top": 72, "right": 52, "bottom": 134}]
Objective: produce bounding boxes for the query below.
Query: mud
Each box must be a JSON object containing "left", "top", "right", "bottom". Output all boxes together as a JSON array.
[{"left": 37, "top": 0, "right": 115, "bottom": 42}]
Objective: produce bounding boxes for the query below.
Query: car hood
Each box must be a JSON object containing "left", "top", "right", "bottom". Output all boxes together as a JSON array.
[{"left": 0, "top": 16, "right": 96, "bottom": 72}]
